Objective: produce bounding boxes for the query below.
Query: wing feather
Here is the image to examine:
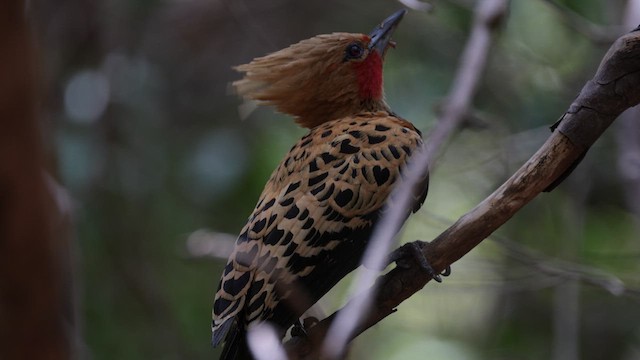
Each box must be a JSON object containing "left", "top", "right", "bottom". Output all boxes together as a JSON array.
[{"left": 212, "top": 111, "right": 425, "bottom": 342}]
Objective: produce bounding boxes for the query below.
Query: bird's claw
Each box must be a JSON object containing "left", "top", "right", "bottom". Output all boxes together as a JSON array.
[
  {"left": 291, "top": 316, "right": 319, "bottom": 339},
  {"left": 290, "top": 320, "right": 307, "bottom": 338},
  {"left": 389, "top": 240, "right": 451, "bottom": 283}
]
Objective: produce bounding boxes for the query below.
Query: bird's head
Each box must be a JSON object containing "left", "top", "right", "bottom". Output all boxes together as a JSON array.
[{"left": 233, "top": 9, "right": 406, "bottom": 128}]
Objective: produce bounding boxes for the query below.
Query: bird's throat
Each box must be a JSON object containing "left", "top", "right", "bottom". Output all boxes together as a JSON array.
[{"left": 352, "top": 52, "right": 383, "bottom": 101}]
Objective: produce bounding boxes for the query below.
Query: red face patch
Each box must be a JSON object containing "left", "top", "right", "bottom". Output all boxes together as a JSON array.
[{"left": 352, "top": 51, "right": 383, "bottom": 100}]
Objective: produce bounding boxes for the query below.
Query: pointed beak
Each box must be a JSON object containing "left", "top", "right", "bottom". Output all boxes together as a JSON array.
[{"left": 368, "top": 9, "right": 407, "bottom": 55}]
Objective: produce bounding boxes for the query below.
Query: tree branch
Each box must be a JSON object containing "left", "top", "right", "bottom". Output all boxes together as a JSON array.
[{"left": 287, "top": 24, "right": 640, "bottom": 360}]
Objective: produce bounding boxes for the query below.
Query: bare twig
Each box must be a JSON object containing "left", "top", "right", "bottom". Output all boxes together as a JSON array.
[
  {"left": 287, "top": 23, "right": 640, "bottom": 358},
  {"left": 424, "top": 0, "right": 508, "bottom": 162}
]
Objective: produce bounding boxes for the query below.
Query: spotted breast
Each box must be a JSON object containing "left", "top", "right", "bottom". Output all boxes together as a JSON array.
[{"left": 212, "top": 110, "right": 426, "bottom": 353}]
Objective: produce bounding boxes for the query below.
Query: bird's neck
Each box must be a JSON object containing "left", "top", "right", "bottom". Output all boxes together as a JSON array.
[
  {"left": 295, "top": 98, "right": 390, "bottom": 129},
  {"left": 353, "top": 51, "right": 384, "bottom": 100}
]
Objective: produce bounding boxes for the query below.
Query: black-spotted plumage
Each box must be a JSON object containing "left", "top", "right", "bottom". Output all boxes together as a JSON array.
[
  {"left": 212, "top": 9, "right": 425, "bottom": 359},
  {"left": 212, "top": 111, "right": 426, "bottom": 356}
]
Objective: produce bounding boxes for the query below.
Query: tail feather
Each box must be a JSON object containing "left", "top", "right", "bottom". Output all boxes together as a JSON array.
[
  {"left": 214, "top": 318, "right": 253, "bottom": 360},
  {"left": 219, "top": 325, "right": 253, "bottom": 360},
  {"left": 212, "top": 317, "right": 234, "bottom": 348}
]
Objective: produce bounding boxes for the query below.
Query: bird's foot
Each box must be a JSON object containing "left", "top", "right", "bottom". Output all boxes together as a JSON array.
[
  {"left": 389, "top": 240, "right": 451, "bottom": 283},
  {"left": 290, "top": 317, "right": 319, "bottom": 339}
]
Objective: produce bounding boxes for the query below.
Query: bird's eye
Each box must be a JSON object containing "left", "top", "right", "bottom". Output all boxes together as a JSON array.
[{"left": 344, "top": 43, "right": 365, "bottom": 60}]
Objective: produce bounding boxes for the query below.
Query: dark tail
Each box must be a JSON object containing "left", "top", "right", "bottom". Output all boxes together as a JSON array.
[{"left": 219, "top": 326, "right": 253, "bottom": 360}]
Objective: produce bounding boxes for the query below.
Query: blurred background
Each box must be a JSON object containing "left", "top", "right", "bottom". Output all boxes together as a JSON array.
[{"left": 21, "top": 0, "right": 640, "bottom": 358}]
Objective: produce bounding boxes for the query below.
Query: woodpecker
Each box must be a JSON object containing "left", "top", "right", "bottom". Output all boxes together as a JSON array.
[{"left": 212, "top": 10, "right": 429, "bottom": 359}]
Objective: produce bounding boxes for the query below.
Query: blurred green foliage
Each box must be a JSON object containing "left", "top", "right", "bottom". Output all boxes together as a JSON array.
[{"left": 33, "top": 0, "right": 640, "bottom": 358}]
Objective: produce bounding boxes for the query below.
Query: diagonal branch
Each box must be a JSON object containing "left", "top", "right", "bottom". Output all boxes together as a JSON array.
[{"left": 286, "top": 24, "right": 640, "bottom": 359}]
